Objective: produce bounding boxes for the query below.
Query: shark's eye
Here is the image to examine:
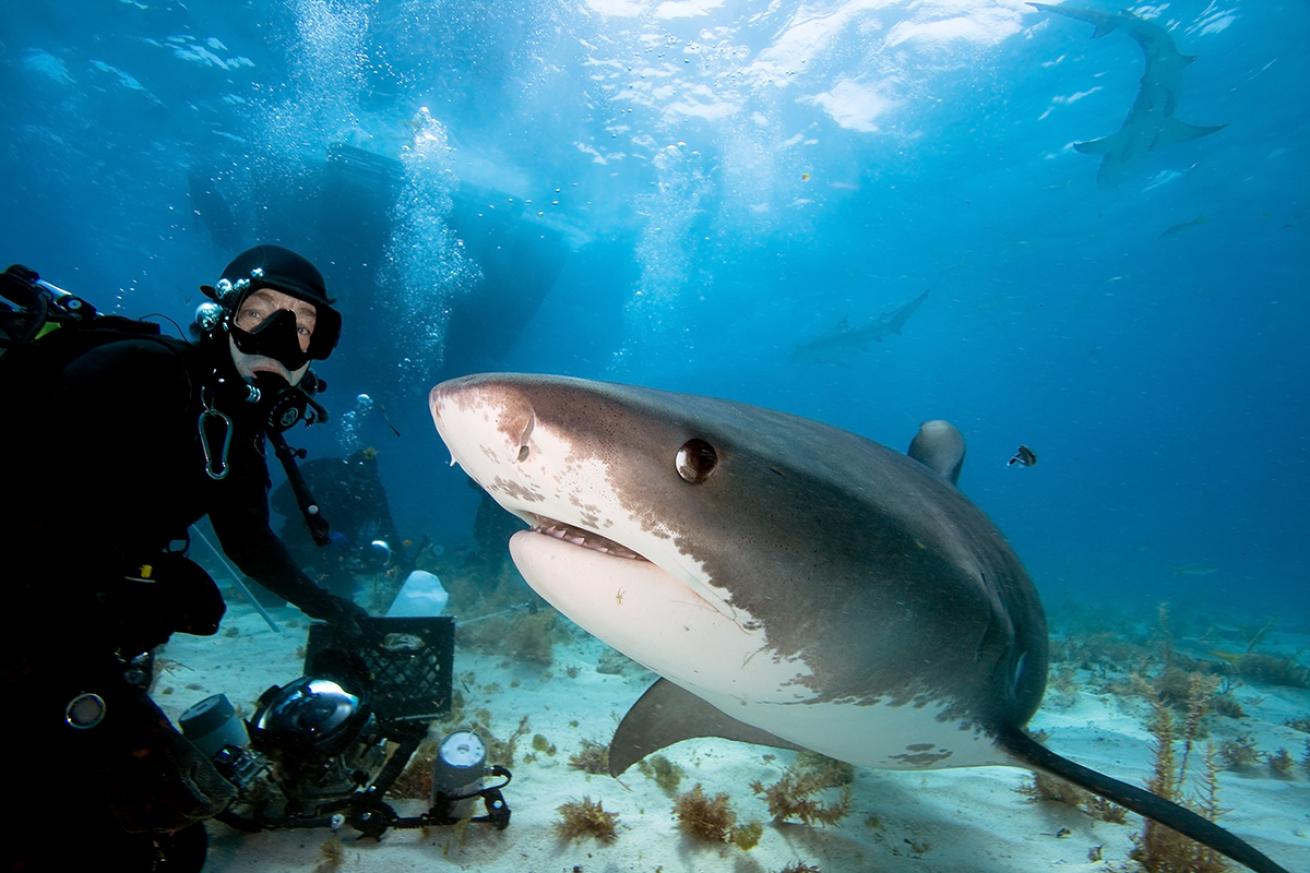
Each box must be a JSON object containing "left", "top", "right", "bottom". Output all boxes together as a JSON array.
[{"left": 676, "top": 438, "right": 718, "bottom": 483}]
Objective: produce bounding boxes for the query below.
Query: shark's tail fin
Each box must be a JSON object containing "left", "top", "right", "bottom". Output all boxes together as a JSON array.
[{"left": 996, "top": 727, "right": 1290, "bottom": 873}]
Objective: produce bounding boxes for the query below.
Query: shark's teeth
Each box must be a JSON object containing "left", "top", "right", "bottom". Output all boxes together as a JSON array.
[{"left": 533, "top": 518, "right": 645, "bottom": 561}]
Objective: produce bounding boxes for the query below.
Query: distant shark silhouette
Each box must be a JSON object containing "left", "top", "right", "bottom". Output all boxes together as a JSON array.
[
  {"left": 791, "top": 289, "right": 930, "bottom": 364},
  {"left": 187, "top": 167, "right": 245, "bottom": 250},
  {"left": 1031, "top": 2, "right": 1225, "bottom": 187}
]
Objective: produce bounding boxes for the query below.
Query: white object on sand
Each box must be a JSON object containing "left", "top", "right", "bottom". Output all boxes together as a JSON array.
[{"left": 385, "top": 569, "right": 449, "bottom": 618}]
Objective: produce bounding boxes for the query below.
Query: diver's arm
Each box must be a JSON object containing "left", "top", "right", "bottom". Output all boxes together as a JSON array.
[{"left": 210, "top": 475, "right": 366, "bottom": 625}]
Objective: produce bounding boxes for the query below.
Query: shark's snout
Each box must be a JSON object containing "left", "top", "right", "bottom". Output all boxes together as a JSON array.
[{"left": 430, "top": 375, "right": 539, "bottom": 466}]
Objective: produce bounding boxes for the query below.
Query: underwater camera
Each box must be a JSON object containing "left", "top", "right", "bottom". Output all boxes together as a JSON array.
[{"left": 179, "top": 616, "right": 510, "bottom": 838}]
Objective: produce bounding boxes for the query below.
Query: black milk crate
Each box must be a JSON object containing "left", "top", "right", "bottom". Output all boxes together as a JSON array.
[{"left": 305, "top": 616, "right": 454, "bottom": 722}]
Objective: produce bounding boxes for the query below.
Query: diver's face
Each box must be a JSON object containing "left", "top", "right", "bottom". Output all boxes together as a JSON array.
[{"left": 229, "top": 287, "right": 316, "bottom": 385}]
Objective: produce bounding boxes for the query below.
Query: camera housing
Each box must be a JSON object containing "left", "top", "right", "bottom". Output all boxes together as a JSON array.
[{"left": 179, "top": 616, "right": 511, "bottom": 838}]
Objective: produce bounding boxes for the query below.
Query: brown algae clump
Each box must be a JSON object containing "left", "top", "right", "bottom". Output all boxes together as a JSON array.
[{"left": 555, "top": 797, "right": 619, "bottom": 844}]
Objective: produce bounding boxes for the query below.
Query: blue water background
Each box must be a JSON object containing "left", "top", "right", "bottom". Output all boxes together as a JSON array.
[{"left": 1, "top": 1, "right": 1306, "bottom": 621}]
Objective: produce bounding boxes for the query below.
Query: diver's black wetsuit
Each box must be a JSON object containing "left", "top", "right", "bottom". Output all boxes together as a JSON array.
[
  {"left": 8, "top": 334, "right": 356, "bottom": 618},
  {"left": 272, "top": 448, "right": 405, "bottom": 597},
  {"left": 0, "top": 333, "right": 361, "bottom": 872}
]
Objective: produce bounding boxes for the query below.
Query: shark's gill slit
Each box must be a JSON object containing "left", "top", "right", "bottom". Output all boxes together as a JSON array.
[{"left": 515, "top": 413, "right": 535, "bottom": 461}]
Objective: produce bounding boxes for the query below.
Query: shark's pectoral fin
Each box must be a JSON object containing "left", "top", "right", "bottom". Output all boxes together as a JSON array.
[
  {"left": 1073, "top": 135, "right": 1117, "bottom": 155},
  {"left": 608, "top": 679, "right": 803, "bottom": 777},
  {"left": 1090, "top": 22, "right": 1117, "bottom": 38},
  {"left": 1151, "top": 118, "right": 1226, "bottom": 150}
]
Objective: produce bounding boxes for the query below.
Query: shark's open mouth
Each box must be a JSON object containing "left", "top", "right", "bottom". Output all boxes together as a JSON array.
[{"left": 525, "top": 513, "right": 647, "bottom": 561}]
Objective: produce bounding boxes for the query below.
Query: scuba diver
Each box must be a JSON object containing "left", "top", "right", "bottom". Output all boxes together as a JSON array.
[
  {"left": 271, "top": 445, "right": 407, "bottom": 599},
  {"left": 0, "top": 245, "right": 369, "bottom": 872}
]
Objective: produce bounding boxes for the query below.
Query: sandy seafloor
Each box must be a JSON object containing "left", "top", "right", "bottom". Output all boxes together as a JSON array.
[{"left": 154, "top": 580, "right": 1310, "bottom": 873}]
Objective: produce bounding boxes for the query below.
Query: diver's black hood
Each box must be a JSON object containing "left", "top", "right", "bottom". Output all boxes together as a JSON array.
[{"left": 203, "top": 244, "right": 342, "bottom": 361}]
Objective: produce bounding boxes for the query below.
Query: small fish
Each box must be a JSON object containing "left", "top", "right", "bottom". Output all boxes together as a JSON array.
[{"left": 1007, "top": 445, "right": 1037, "bottom": 467}]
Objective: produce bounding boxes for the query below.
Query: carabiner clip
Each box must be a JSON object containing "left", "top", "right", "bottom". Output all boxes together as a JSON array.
[{"left": 199, "top": 390, "right": 233, "bottom": 480}]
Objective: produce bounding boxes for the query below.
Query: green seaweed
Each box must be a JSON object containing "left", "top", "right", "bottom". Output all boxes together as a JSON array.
[
  {"left": 458, "top": 712, "right": 531, "bottom": 767},
  {"left": 1234, "top": 653, "right": 1310, "bottom": 688},
  {"left": 751, "top": 753, "right": 852, "bottom": 827},
  {"left": 316, "top": 834, "right": 345, "bottom": 872},
  {"left": 1130, "top": 694, "right": 1228, "bottom": 873},
  {"left": 568, "top": 738, "right": 609, "bottom": 774},
  {"left": 673, "top": 784, "right": 734, "bottom": 842},
  {"left": 636, "top": 754, "right": 685, "bottom": 795},
  {"left": 731, "top": 820, "right": 764, "bottom": 851},
  {"left": 555, "top": 797, "right": 619, "bottom": 844},
  {"left": 1019, "top": 771, "right": 1127, "bottom": 823},
  {"left": 390, "top": 738, "right": 438, "bottom": 799},
  {"left": 1266, "top": 748, "right": 1295, "bottom": 779},
  {"left": 1217, "top": 735, "right": 1259, "bottom": 772}
]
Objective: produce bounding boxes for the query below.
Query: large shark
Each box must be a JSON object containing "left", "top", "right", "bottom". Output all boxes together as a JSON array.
[
  {"left": 1031, "top": 2, "right": 1225, "bottom": 187},
  {"left": 430, "top": 373, "right": 1289, "bottom": 873},
  {"left": 791, "top": 288, "right": 930, "bottom": 364}
]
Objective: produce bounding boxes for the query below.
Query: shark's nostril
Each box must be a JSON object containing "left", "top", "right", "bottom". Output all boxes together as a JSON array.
[{"left": 517, "top": 444, "right": 530, "bottom": 462}]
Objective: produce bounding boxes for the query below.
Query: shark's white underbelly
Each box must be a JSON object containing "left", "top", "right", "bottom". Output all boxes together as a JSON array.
[
  {"left": 692, "top": 687, "right": 1008, "bottom": 770},
  {"left": 509, "top": 530, "right": 1007, "bottom": 770}
]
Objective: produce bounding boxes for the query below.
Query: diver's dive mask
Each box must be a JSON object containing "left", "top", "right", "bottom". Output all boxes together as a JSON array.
[{"left": 232, "top": 306, "right": 311, "bottom": 372}]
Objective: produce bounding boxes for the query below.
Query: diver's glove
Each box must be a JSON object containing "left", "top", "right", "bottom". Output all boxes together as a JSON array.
[{"left": 302, "top": 592, "right": 371, "bottom": 636}]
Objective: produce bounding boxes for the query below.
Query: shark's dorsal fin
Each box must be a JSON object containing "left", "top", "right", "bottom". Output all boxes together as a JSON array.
[
  {"left": 608, "top": 679, "right": 803, "bottom": 776},
  {"left": 907, "top": 419, "right": 966, "bottom": 485}
]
